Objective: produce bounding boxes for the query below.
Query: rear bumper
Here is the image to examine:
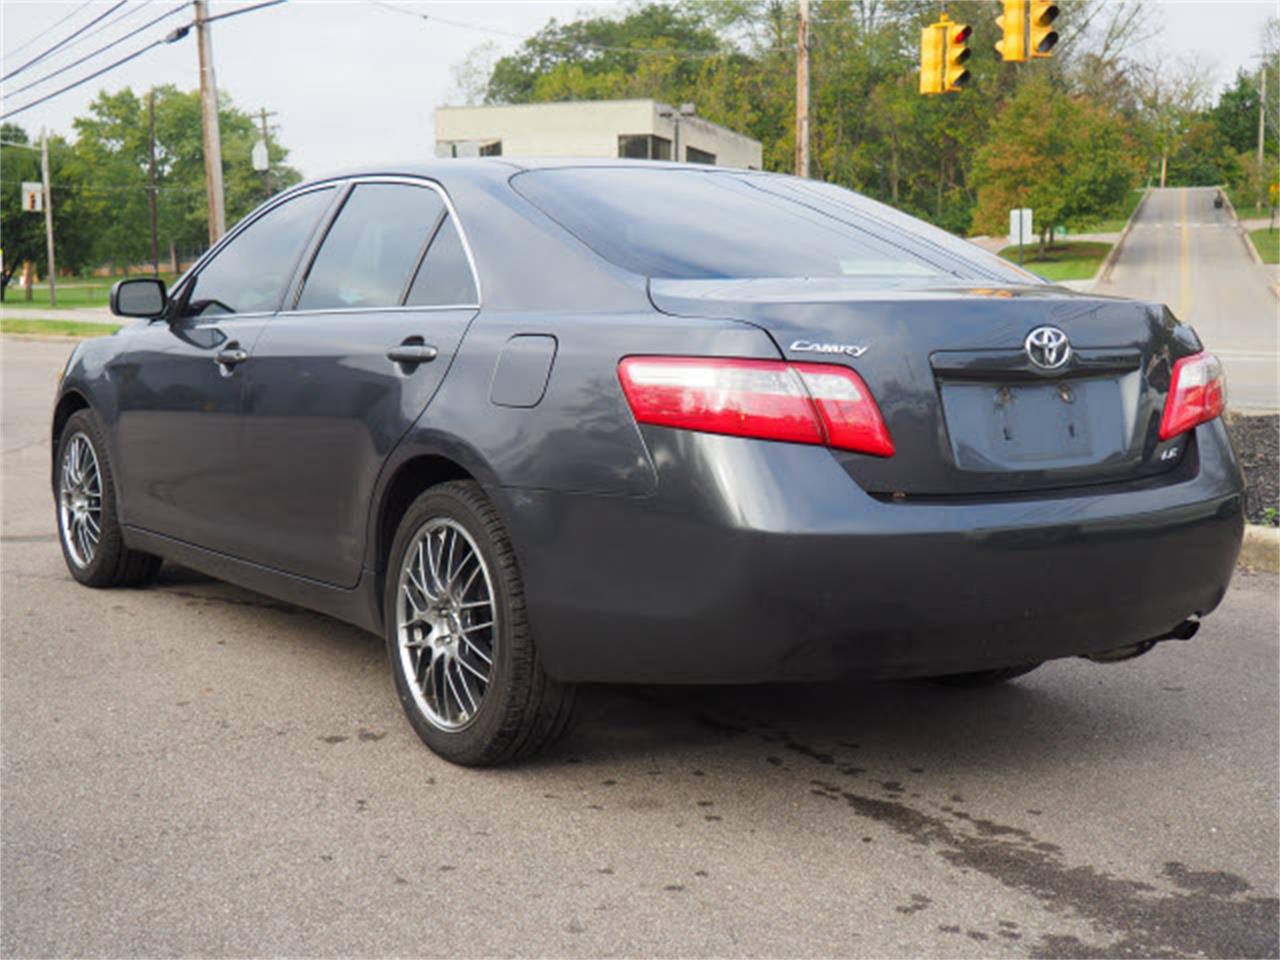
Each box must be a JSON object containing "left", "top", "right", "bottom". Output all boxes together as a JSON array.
[{"left": 500, "top": 418, "right": 1244, "bottom": 684}]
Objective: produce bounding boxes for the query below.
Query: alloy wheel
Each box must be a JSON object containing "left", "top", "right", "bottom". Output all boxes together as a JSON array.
[
  {"left": 396, "top": 517, "right": 497, "bottom": 731},
  {"left": 59, "top": 432, "right": 102, "bottom": 568}
]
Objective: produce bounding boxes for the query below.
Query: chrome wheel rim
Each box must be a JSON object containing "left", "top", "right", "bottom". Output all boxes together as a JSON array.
[
  {"left": 59, "top": 432, "right": 102, "bottom": 568},
  {"left": 396, "top": 517, "right": 497, "bottom": 731}
]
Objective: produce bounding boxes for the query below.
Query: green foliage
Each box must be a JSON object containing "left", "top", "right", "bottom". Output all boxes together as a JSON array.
[
  {"left": 1250, "top": 228, "right": 1279, "bottom": 264},
  {"left": 1, "top": 86, "right": 300, "bottom": 298},
  {"left": 472, "top": 1, "right": 1156, "bottom": 238},
  {"left": 972, "top": 76, "right": 1140, "bottom": 242},
  {"left": 0, "top": 318, "right": 121, "bottom": 338},
  {"left": 68, "top": 85, "right": 301, "bottom": 267},
  {"left": 995, "top": 240, "right": 1113, "bottom": 281}
]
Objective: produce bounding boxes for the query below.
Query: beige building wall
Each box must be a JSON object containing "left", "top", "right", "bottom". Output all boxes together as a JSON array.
[{"left": 435, "top": 100, "right": 762, "bottom": 169}]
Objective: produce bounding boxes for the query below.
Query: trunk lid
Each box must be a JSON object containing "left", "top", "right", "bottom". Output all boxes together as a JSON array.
[{"left": 649, "top": 278, "right": 1203, "bottom": 496}]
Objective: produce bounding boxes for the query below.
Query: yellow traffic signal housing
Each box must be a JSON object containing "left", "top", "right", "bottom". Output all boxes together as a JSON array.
[
  {"left": 920, "top": 14, "right": 969, "bottom": 95},
  {"left": 944, "top": 19, "right": 972, "bottom": 91},
  {"left": 1029, "top": 0, "right": 1059, "bottom": 58},
  {"left": 919, "top": 21, "right": 945, "bottom": 94},
  {"left": 995, "top": 0, "right": 1028, "bottom": 62}
]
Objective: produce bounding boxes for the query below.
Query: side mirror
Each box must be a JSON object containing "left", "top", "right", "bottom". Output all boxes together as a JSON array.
[{"left": 110, "top": 278, "right": 167, "bottom": 318}]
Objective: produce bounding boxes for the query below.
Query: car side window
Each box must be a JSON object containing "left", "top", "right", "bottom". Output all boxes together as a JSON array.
[
  {"left": 405, "top": 215, "right": 478, "bottom": 307},
  {"left": 182, "top": 187, "right": 334, "bottom": 318},
  {"left": 295, "top": 183, "right": 446, "bottom": 312}
]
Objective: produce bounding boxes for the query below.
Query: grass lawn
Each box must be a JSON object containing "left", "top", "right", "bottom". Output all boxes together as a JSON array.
[
  {"left": 997, "top": 240, "right": 1113, "bottom": 281},
  {"left": 2, "top": 274, "right": 177, "bottom": 310},
  {"left": 0, "top": 318, "right": 121, "bottom": 337},
  {"left": 1077, "top": 189, "right": 1146, "bottom": 234},
  {"left": 1249, "top": 228, "right": 1279, "bottom": 264}
]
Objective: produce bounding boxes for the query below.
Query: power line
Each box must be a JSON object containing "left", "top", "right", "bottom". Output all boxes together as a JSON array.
[
  {"left": 202, "top": 0, "right": 287, "bottom": 26},
  {"left": 1, "top": 29, "right": 190, "bottom": 121},
  {"left": 7, "top": 3, "right": 194, "bottom": 99},
  {"left": 0, "top": 1, "right": 94, "bottom": 62},
  {"left": 369, "top": 0, "right": 749, "bottom": 60},
  {"left": 0, "top": 1, "right": 286, "bottom": 122},
  {"left": 23, "top": 1, "right": 161, "bottom": 72},
  {"left": 2, "top": 1, "right": 129, "bottom": 82}
]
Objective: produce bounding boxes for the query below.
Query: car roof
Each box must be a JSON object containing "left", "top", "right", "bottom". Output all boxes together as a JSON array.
[{"left": 298, "top": 157, "right": 771, "bottom": 190}]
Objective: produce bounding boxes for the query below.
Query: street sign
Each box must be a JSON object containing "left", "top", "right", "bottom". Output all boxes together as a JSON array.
[
  {"left": 1009, "top": 207, "right": 1033, "bottom": 246},
  {"left": 251, "top": 139, "right": 268, "bottom": 172},
  {"left": 21, "top": 182, "right": 42, "bottom": 212}
]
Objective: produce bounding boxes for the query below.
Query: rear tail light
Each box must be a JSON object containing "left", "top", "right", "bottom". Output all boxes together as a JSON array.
[
  {"left": 1159, "top": 351, "right": 1226, "bottom": 441},
  {"left": 617, "top": 356, "right": 894, "bottom": 457}
]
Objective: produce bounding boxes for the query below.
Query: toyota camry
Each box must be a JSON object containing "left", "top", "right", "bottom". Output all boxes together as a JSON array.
[{"left": 52, "top": 160, "right": 1244, "bottom": 765}]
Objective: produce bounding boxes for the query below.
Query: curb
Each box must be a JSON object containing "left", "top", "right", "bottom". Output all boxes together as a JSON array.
[
  {"left": 1240, "top": 524, "right": 1280, "bottom": 573},
  {"left": 1219, "top": 187, "right": 1266, "bottom": 268},
  {"left": 1097, "top": 188, "right": 1149, "bottom": 285}
]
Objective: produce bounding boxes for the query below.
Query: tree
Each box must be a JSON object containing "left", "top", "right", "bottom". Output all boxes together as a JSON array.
[
  {"left": 971, "top": 76, "right": 1140, "bottom": 250},
  {"left": 68, "top": 85, "right": 301, "bottom": 270},
  {"left": 0, "top": 124, "right": 95, "bottom": 299},
  {"left": 1133, "top": 56, "right": 1211, "bottom": 188}
]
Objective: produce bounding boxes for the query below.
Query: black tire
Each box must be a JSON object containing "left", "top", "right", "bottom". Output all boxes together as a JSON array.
[
  {"left": 928, "top": 663, "right": 1042, "bottom": 688},
  {"left": 384, "top": 480, "right": 574, "bottom": 766},
  {"left": 54, "top": 409, "right": 161, "bottom": 588}
]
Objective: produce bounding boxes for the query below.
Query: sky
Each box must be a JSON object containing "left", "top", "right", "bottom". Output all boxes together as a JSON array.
[{"left": 1, "top": 0, "right": 1276, "bottom": 179}]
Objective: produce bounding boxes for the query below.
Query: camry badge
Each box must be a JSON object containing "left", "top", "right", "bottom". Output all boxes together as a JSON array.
[
  {"left": 1024, "top": 326, "right": 1071, "bottom": 370},
  {"left": 790, "top": 340, "right": 868, "bottom": 358}
]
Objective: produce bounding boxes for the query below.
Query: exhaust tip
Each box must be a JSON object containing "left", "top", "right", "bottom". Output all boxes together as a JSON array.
[{"left": 1084, "top": 618, "right": 1202, "bottom": 664}]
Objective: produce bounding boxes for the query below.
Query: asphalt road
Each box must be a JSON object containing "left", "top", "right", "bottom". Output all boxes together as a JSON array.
[
  {"left": 1096, "top": 186, "right": 1279, "bottom": 413},
  {"left": 2, "top": 336, "right": 1278, "bottom": 958}
]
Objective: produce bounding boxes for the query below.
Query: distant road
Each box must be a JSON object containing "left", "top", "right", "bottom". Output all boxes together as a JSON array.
[{"left": 1096, "top": 186, "right": 1278, "bottom": 412}]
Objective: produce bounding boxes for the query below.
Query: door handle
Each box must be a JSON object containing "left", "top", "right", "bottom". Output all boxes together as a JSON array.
[
  {"left": 215, "top": 346, "right": 249, "bottom": 366},
  {"left": 386, "top": 344, "right": 439, "bottom": 364}
]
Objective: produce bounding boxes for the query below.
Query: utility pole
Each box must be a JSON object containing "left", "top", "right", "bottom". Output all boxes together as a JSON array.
[
  {"left": 147, "top": 89, "right": 160, "bottom": 276},
  {"left": 1259, "top": 65, "right": 1267, "bottom": 166},
  {"left": 40, "top": 130, "right": 56, "bottom": 307},
  {"left": 257, "top": 106, "right": 274, "bottom": 196},
  {"left": 795, "top": 0, "right": 810, "bottom": 178},
  {"left": 194, "top": 0, "right": 226, "bottom": 243}
]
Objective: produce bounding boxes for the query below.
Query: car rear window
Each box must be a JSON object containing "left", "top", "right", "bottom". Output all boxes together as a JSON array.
[{"left": 512, "top": 168, "right": 985, "bottom": 282}]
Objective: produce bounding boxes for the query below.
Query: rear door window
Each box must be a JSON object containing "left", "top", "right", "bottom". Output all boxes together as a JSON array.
[
  {"left": 404, "top": 216, "right": 478, "bottom": 307},
  {"left": 182, "top": 187, "right": 334, "bottom": 318},
  {"left": 296, "top": 183, "right": 446, "bottom": 311}
]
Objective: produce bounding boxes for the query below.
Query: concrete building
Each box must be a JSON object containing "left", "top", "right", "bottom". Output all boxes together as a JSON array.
[{"left": 435, "top": 99, "right": 762, "bottom": 170}]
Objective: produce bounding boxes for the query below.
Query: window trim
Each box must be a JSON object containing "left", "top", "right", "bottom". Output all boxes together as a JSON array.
[
  {"left": 166, "top": 183, "right": 341, "bottom": 324},
  {"left": 282, "top": 175, "right": 483, "bottom": 317}
]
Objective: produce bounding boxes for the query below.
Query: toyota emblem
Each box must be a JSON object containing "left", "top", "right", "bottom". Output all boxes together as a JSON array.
[{"left": 1024, "top": 326, "right": 1071, "bottom": 370}]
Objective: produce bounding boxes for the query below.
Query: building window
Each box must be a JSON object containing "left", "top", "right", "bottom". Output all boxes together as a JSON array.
[
  {"left": 685, "top": 146, "right": 716, "bottom": 165},
  {"left": 479, "top": 140, "right": 502, "bottom": 157},
  {"left": 618, "top": 135, "right": 672, "bottom": 161}
]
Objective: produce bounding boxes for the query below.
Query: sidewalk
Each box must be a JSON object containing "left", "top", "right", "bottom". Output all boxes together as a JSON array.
[{"left": 0, "top": 306, "right": 118, "bottom": 325}]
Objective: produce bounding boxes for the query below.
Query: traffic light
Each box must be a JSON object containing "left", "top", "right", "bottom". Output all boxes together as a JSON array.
[
  {"left": 919, "top": 20, "right": 945, "bottom": 95},
  {"left": 1029, "top": 0, "right": 1059, "bottom": 58},
  {"left": 995, "top": 0, "right": 1027, "bottom": 62},
  {"left": 920, "top": 14, "right": 969, "bottom": 95},
  {"left": 944, "top": 19, "right": 972, "bottom": 91}
]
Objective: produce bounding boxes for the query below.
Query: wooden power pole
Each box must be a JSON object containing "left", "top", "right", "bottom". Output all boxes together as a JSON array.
[
  {"left": 194, "top": 0, "right": 226, "bottom": 243},
  {"left": 795, "top": 0, "right": 810, "bottom": 178},
  {"left": 147, "top": 90, "right": 160, "bottom": 276},
  {"left": 1259, "top": 65, "right": 1267, "bottom": 168},
  {"left": 259, "top": 106, "right": 274, "bottom": 197},
  {"left": 40, "top": 131, "right": 56, "bottom": 307}
]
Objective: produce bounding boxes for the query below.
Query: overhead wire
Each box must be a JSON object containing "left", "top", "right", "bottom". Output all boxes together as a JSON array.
[
  {"left": 6, "top": 3, "right": 194, "bottom": 99},
  {"left": 368, "top": 0, "right": 755, "bottom": 60},
  {"left": 0, "top": 0, "right": 288, "bottom": 121},
  {"left": 2, "top": 1, "right": 130, "bottom": 82},
  {"left": 0, "top": 1, "right": 95, "bottom": 62}
]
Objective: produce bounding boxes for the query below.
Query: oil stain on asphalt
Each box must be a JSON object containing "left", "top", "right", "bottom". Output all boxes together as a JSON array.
[{"left": 614, "top": 688, "right": 1279, "bottom": 959}]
